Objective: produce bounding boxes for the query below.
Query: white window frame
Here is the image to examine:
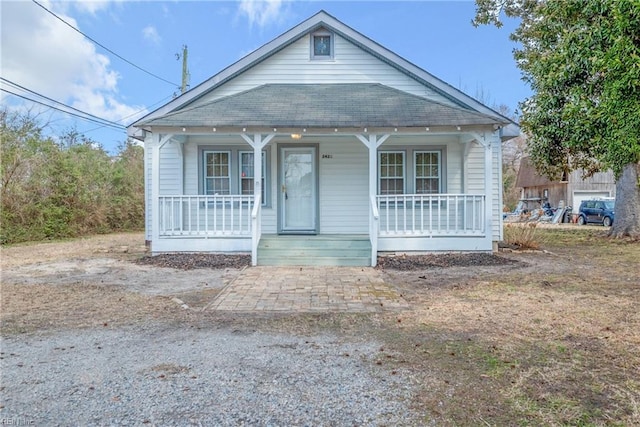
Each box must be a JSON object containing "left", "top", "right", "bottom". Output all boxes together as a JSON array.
[
  {"left": 203, "top": 150, "right": 231, "bottom": 195},
  {"left": 239, "top": 151, "right": 267, "bottom": 205},
  {"left": 378, "top": 151, "right": 406, "bottom": 195},
  {"left": 414, "top": 151, "right": 442, "bottom": 194},
  {"left": 310, "top": 30, "right": 334, "bottom": 60}
]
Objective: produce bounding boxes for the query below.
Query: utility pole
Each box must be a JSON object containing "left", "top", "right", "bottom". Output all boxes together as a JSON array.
[{"left": 176, "top": 45, "right": 190, "bottom": 95}]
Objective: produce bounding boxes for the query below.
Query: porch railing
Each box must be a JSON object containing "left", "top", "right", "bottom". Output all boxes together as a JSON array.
[
  {"left": 376, "top": 194, "right": 485, "bottom": 236},
  {"left": 158, "top": 195, "right": 254, "bottom": 237}
]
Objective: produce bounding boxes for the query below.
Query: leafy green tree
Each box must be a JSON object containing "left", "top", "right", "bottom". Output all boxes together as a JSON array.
[{"left": 475, "top": 0, "right": 640, "bottom": 237}]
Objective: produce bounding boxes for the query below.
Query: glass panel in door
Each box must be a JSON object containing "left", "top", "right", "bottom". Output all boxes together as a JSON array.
[{"left": 281, "top": 147, "right": 316, "bottom": 232}]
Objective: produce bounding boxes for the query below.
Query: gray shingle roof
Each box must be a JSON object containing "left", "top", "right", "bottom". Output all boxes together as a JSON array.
[{"left": 140, "top": 84, "right": 506, "bottom": 129}]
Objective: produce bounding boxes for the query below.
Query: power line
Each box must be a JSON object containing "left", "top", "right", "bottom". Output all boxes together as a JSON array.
[
  {"left": 83, "top": 93, "right": 176, "bottom": 133},
  {"left": 1, "top": 77, "right": 177, "bottom": 135},
  {"left": 118, "top": 94, "right": 175, "bottom": 123},
  {"left": 1, "top": 77, "right": 126, "bottom": 129},
  {"left": 1, "top": 88, "right": 125, "bottom": 131},
  {"left": 31, "top": 0, "right": 180, "bottom": 88}
]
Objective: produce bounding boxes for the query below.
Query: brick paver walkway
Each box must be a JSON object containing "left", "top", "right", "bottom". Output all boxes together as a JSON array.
[{"left": 208, "top": 266, "right": 408, "bottom": 312}]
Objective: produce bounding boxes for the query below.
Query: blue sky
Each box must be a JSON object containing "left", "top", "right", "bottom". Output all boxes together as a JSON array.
[{"left": 1, "top": 0, "right": 528, "bottom": 153}]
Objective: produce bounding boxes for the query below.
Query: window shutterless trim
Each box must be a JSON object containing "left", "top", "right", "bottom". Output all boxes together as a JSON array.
[
  {"left": 310, "top": 30, "right": 334, "bottom": 60},
  {"left": 414, "top": 150, "right": 442, "bottom": 194},
  {"left": 378, "top": 150, "right": 406, "bottom": 195},
  {"left": 203, "top": 150, "right": 231, "bottom": 195}
]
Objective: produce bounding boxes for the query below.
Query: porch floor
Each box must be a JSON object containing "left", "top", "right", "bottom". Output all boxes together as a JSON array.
[{"left": 207, "top": 266, "right": 408, "bottom": 312}]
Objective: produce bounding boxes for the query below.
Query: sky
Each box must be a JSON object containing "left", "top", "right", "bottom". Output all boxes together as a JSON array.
[{"left": 0, "top": 0, "right": 529, "bottom": 154}]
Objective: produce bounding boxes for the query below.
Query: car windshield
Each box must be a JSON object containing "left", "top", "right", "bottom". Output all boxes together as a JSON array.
[{"left": 604, "top": 201, "right": 615, "bottom": 209}]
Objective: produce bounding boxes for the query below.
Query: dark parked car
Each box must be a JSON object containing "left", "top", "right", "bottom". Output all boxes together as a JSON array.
[{"left": 577, "top": 199, "right": 615, "bottom": 226}]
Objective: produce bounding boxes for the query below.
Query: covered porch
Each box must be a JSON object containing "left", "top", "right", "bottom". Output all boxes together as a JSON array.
[{"left": 148, "top": 130, "right": 499, "bottom": 267}]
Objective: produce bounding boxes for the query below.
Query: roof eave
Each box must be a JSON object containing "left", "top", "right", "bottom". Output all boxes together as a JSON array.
[{"left": 139, "top": 124, "right": 501, "bottom": 136}]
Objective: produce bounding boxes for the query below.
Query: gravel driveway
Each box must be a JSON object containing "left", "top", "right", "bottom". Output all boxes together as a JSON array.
[{"left": 2, "top": 325, "right": 422, "bottom": 426}]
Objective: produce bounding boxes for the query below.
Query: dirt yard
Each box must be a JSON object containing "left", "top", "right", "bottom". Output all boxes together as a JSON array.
[{"left": 1, "top": 229, "right": 639, "bottom": 425}]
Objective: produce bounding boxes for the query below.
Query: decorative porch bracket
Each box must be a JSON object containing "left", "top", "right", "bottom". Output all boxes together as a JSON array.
[
  {"left": 241, "top": 133, "right": 276, "bottom": 266},
  {"left": 151, "top": 134, "right": 175, "bottom": 248},
  {"left": 356, "top": 134, "right": 390, "bottom": 266}
]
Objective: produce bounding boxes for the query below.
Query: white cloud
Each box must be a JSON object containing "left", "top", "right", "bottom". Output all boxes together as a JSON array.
[
  {"left": 72, "top": 0, "right": 119, "bottom": 15},
  {"left": 142, "top": 25, "right": 161, "bottom": 45},
  {"left": 238, "top": 0, "right": 290, "bottom": 29},
  {"left": 0, "top": 1, "right": 145, "bottom": 126}
]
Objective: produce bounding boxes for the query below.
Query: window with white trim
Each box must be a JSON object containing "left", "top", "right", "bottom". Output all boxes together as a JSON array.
[
  {"left": 311, "top": 30, "right": 333, "bottom": 60},
  {"left": 414, "top": 151, "right": 441, "bottom": 194},
  {"left": 379, "top": 151, "right": 405, "bottom": 195},
  {"left": 204, "top": 151, "right": 230, "bottom": 195},
  {"left": 239, "top": 151, "right": 266, "bottom": 203}
]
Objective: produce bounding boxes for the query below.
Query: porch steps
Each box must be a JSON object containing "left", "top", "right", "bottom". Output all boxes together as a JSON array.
[{"left": 257, "top": 235, "right": 371, "bottom": 266}]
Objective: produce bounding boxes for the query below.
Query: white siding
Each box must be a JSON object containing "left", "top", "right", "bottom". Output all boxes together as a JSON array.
[
  {"left": 159, "top": 142, "right": 182, "bottom": 195},
  {"left": 183, "top": 140, "right": 200, "bottom": 195},
  {"left": 317, "top": 137, "right": 369, "bottom": 234},
  {"left": 492, "top": 136, "right": 502, "bottom": 240},
  {"left": 465, "top": 141, "right": 485, "bottom": 195},
  {"left": 189, "top": 34, "right": 456, "bottom": 107},
  {"left": 447, "top": 142, "right": 463, "bottom": 194},
  {"left": 463, "top": 135, "right": 502, "bottom": 241}
]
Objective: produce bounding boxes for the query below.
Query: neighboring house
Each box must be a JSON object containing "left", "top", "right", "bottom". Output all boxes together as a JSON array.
[
  {"left": 516, "top": 157, "right": 616, "bottom": 209},
  {"left": 127, "top": 11, "right": 517, "bottom": 266}
]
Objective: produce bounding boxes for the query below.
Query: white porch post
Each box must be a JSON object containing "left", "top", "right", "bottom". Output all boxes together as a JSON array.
[
  {"left": 483, "top": 134, "right": 494, "bottom": 250},
  {"left": 241, "top": 133, "right": 275, "bottom": 266},
  {"left": 151, "top": 134, "right": 160, "bottom": 250},
  {"left": 469, "top": 131, "right": 495, "bottom": 250},
  {"left": 151, "top": 134, "right": 174, "bottom": 252},
  {"left": 356, "top": 133, "right": 389, "bottom": 266}
]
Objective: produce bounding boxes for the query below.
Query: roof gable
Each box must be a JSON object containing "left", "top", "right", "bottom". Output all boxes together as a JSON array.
[
  {"left": 129, "top": 10, "right": 513, "bottom": 134},
  {"left": 516, "top": 157, "right": 557, "bottom": 188}
]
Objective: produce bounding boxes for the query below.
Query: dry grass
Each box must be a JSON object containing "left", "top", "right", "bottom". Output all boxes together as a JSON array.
[
  {"left": 503, "top": 222, "right": 545, "bottom": 249},
  {"left": 0, "top": 232, "right": 146, "bottom": 269},
  {"left": 0, "top": 283, "right": 184, "bottom": 334},
  {"left": 381, "top": 228, "right": 640, "bottom": 425},
  {"left": 1, "top": 228, "right": 638, "bottom": 425}
]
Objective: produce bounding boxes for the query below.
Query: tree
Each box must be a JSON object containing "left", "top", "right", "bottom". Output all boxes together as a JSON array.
[
  {"left": 0, "top": 109, "right": 145, "bottom": 244},
  {"left": 474, "top": 0, "right": 640, "bottom": 237},
  {"left": 503, "top": 133, "right": 527, "bottom": 211}
]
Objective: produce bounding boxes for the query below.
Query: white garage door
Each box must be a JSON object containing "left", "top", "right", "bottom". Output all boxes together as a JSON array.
[{"left": 572, "top": 191, "right": 611, "bottom": 209}]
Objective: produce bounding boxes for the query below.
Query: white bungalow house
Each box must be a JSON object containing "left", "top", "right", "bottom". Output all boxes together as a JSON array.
[{"left": 128, "top": 11, "right": 517, "bottom": 267}]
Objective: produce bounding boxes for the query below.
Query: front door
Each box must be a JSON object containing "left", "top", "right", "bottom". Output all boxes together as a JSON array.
[{"left": 280, "top": 146, "right": 317, "bottom": 233}]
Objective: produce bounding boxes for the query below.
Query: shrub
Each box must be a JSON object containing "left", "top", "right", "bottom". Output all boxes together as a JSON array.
[
  {"left": 1, "top": 109, "right": 144, "bottom": 244},
  {"left": 503, "top": 223, "right": 542, "bottom": 250}
]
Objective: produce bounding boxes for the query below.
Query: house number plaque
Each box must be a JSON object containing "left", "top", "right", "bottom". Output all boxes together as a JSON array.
[{"left": 322, "top": 154, "right": 333, "bottom": 159}]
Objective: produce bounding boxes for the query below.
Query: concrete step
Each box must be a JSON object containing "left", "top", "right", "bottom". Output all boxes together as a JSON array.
[
  {"left": 257, "top": 256, "right": 371, "bottom": 267},
  {"left": 257, "top": 235, "right": 371, "bottom": 266}
]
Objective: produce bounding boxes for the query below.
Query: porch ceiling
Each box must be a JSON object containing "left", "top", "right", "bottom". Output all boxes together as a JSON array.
[{"left": 139, "top": 83, "right": 508, "bottom": 130}]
